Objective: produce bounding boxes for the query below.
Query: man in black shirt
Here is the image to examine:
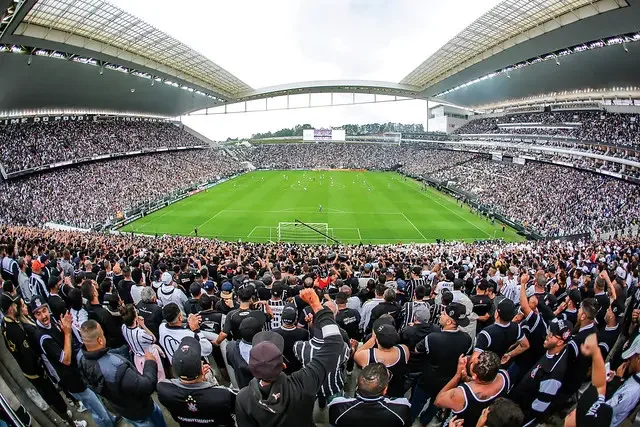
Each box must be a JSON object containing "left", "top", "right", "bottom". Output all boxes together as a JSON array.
[
  {"left": 30, "top": 296, "right": 115, "bottom": 427},
  {"left": 368, "top": 288, "right": 401, "bottom": 332},
  {"left": 47, "top": 275, "right": 67, "bottom": 320},
  {"left": 136, "top": 287, "right": 163, "bottom": 340},
  {"left": 82, "top": 279, "right": 127, "bottom": 356},
  {"left": 272, "top": 305, "right": 309, "bottom": 374},
  {"left": 593, "top": 277, "right": 611, "bottom": 328},
  {"left": 158, "top": 336, "right": 236, "bottom": 426},
  {"left": 215, "top": 285, "right": 272, "bottom": 344},
  {"left": 411, "top": 302, "right": 472, "bottom": 425},
  {"left": 116, "top": 265, "right": 135, "bottom": 305},
  {"left": 510, "top": 318, "right": 572, "bottom": 425},
  {"left": 474, "top": 297, "right": 530, "bottom": 363},
  {"left": 184, "top": 283, "right": 203, "bottom": 315},
  {"left": 471, "top": 280, "right": 493, "bottom": 332},
  {"left": 328, "top": 363, "right": 411, "bottom": 427},
  {"left": 335, "top": 292, "right": 361, "bottom": 374},
  {"left": 178, "top": 262, "right": 195, "bottom": 297}
]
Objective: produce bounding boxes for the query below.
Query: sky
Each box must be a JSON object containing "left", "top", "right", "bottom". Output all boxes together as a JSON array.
[{"left": 108, "top": 0, "right": 502, "bottom": 140}]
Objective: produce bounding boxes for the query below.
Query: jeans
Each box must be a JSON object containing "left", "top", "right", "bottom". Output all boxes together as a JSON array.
[
  {"left": 410, "top": 384, "right": 439, "bottom": 425},
  {"left": 70, "top": 388, "right": 115, "bottom": 427},
  {"left": 124, "top": 403, "right": 167, "bottom": 427}
]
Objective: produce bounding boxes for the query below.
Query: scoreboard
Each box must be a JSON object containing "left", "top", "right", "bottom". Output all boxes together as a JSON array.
[{"left": 303, "top": 128, "right": 346, "bottom": 142}]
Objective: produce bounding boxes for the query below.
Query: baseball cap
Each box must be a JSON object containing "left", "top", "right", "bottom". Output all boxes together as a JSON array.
[
  {"left": 39, "top": 254, "right": 49, "bottom": 263},
  {"left": 575, "top": 385, "right": 613, "bottom": 427},
  {"left": 548, "top": 318, "right": 572, "bottom": 341},
  {"left": 271, "top": 283, "right": 284, "bottom": 298},
  {"left": 0, "top": 294, "right": 19, "bottom": 313},
  {"left": 444, "top": 302, "right": 470, "bottom": 327},
  {"left": 413, "top": 304, "right": 430, "bottom": 323},
  {"left": 239, "top": 316, "right": 263, "bottom": 342},
  {"left": 172, "top": 337, "right": 202, "bottom": 381},
  {"left": 374, "top": 323, "right": 400, "bottom": 348},
  {"left": 568, "top": 288, "right": 582, "bottom": 306},
  {"left": 496, "top": 297, "right": 516, "bottom": 322},
  {"left": 221, "top": 282, "right": 233, "bottom": 292},
  {"left": 161, "top": 272, "right": 173, "bottom": 285},
  {"left": 373, "top": 314, "right": 396, "bottom": 330},
  {"left": 203, "top": 280, "right": 215, "bottom": 291},
  {"left": 29, "top": 295, "right": 49, "bottom": 315},
  {"left": 281, "top": 305, "right": 297, "bottom": 324},
  {"left": 189, "top": 283, "right": 202, "bottom": 296},
  {"left": 249, "top": 331, "right": 285, "bottom": 382},
  {"left": 622, "top": 334, "right": 640, "bottom": 360}
]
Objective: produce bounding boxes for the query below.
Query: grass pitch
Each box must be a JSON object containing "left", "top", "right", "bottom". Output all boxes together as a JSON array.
[{"left": 120, "top": 170, "right": 523, "bottom": 244}]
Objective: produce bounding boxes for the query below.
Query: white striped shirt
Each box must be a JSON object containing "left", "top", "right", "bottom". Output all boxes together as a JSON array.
[
  {"left": 122, "top": 325, "right": 154, "bottom": 356},
  {"left": 264, "top": 299, "right": 286, "bottom": 331}
]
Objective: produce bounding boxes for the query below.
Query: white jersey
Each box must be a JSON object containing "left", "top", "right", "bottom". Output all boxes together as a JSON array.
[
  {"left": 122, "top": 325, "right": 154, "bottom": 356},
  {"left": 158, "top": 324, "right": 213, "bottom": 363},
  {"left": 607, "top": 373, "right": 640, "bottom": 427}
]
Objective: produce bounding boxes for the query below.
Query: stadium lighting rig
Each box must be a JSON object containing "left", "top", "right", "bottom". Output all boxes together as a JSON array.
[{"left": 436, "top": 31, "right": 640, "bottom": 97}]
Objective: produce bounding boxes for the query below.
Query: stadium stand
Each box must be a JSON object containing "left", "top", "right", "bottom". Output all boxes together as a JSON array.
[
  {"left": 0, "top": 120, "right": 202, "bottom": 173},
  {"left": 454, "top": 111, "right": 640, "bottom": 147}
]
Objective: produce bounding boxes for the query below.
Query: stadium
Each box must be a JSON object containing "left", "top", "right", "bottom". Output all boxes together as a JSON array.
[{"left": 0, "top": 0, "right": 638, "bottom": 426}]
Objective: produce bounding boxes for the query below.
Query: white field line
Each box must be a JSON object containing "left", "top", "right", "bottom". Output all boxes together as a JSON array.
[
  {"left": 399, "top": 180, "right": 492, "bottom": 238},
  {"left": 247, "top": 226, "right": 271, "bottom": 238},
  {"left": 357, "top": 228, "right": 362, "bottom": 240},
  {"left": 190, "top": 210, "right": 226, "bottom": 234},
  {"left": 222, "top": 209, "right": 402, "bottom": 215},
  {"left": 401, "top": 213, "right": 427, "bottom": 241}
]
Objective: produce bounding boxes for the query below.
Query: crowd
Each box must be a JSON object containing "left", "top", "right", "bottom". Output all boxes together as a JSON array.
[
  {"left": 0, "top": 121, "right": 202, "bottom": 173},
  {"left": 429, "top": 159, "right": 640, "bottom": 237},
  {"left": 0, "top": 226, "right": 639, "bottom": 427},
  {"left": 0, "top": 149, "right": 242, "bottom": 229},
  {"left": 454, "top": 111, "right": 640, "bottom": 148}
]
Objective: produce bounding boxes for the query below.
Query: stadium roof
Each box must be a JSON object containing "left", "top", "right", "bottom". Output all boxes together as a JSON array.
[
  {"left": 402, "top": 0, "right": 627, "bottom": 90},
  {"left": 1, "top": 0, "right": 639, "bottom": 116},
  {"left": 15, "top": 0, "right": 253, "bottom": 98}
]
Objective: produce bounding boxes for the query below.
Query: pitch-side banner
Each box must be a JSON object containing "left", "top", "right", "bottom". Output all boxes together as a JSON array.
[{"left": 303, "top": 129, "right": 346, "bottom": 142}]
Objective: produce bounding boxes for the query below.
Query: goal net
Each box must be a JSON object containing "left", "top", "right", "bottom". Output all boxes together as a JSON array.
[{"left": 277, "top": 222, "right": 330, "bottom": 244}]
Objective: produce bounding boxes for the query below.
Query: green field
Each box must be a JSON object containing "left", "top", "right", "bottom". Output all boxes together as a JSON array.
[{"left": 119, "top": 170, "right": 523, "bottom": 244}]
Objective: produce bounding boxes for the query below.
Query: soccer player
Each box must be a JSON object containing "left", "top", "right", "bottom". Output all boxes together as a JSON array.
[
  {"left": 193, "top": 227, "right": 198, "bottom": 237},
  {"left": 319, "top": 205, "right": 323, "bottom": 213}
]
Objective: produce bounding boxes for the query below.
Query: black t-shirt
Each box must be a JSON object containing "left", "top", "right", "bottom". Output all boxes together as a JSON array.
[
  {"left": 136, "top": 301, "right": 163, "bottom": 339},
  {"left": 336, "top": 308, "right": 361, "bottom": 341},
  {"left": 594, "top": 292, "right": 610, "bottom": 327},
  {"left": 199, "top": 309, "right": 225, "bottom": 334},
  {"left": 470, "top": 294, "right": 493, "bottom": 331},
  {"left": 47, "top": 294, "right": 67, "bottom": 321},
  {"left": 517, "top": 311, "right": 547, "bottom": 370},
  {"left": 257, "top": 286, "right": 272, "bottom": 301},
  {"left": 36, "top": 320, "right": 86, "bottom": 392},
  {"left": 117, "top": 279, "right": 135, "bottom": 305},
  {"left": 272, "top": 326, "right": 309, "bottom": 374},
  {"left": 157, "top": 379, "right": 236, "bottom": 427},
  {"left": 222, "top": 309, "right": 268, "bottom": 340},
  {"left": 2, "top": 317, "right": 43, "bottom": 377},
  {"left": 178, "top": 271, "right": 195, "bottom": 296},
  {"left": 368, "top": 302, "right": 402, "bottom": 332},
  {"left": 475, "top": 322, "right": 524, "bottom": 357}
]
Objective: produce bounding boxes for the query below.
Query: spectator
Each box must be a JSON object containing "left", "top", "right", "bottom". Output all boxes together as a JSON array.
[
  {"left": 77, "top": 320, "right": 166, "bottom": 426},
  {"left": 158, "top": 303, "right": 212, "bottom": 363},
  {"left": 136, "top": 287, "right": 163, "bottom": 340},
  {"left": 328, "top": 363, "right": 411, "bottom": 426},
  {"left": 271, "top": 304, "right": 309, "bottom": 375},
  {"left": 121, "top": 304, "right": 166, "bottom": 381},
  {"left": 157, "top": 337, "right": 237, "bottom": 426}
]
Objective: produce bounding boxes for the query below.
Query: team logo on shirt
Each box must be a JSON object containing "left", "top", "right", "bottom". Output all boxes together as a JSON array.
[{"left": 186, "top": 395, "right": 197, "bottom": 412}]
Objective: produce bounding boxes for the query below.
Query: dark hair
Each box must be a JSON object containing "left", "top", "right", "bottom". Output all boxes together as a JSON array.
[
  {"left": 580, "top": 298, "right": 599, "bottom": 320},
  {"left": 199, "top": 293, "right": 212, "bottom": 310},
  {"left": 100, "top": 278, "right": 113, "bottom": 295},
  {"left": 162, "top": 303, "right": 181, "bottom": 323},
  {"left": 81, "top": 280, "right": 95, "bottom": 300},
  {"left": 335, "top": 292, "right": 348, "bottom": 305},
  {"left": 473, "top": 351, "right": 500, "bottom": 382},
  {"left": 442, "top": 290, "right": 454, "bottom": 305},
  {"left": 415, "top": 285, "right": 426, "bottom": 300},
  {"left": 484, "top": 398, "right": 524, "bottom": 427},
  {"left": 131, "top": 268, "right": 143, "bottom": 284},
  {"left": 107, "top": 293, "right": 120, "bottom": 310},
  {"left": 375, "top": 283, "right": 387, "bottom": 297},
  {"left": 122, "top": 265, "right": 131, "bottom": 276},
  {"left": 121, "top": 304, "right": 136, "bottom": 327},
  {"left": 69, "top": 288, "right": 84, "bottom": 311},
  {"left": 357, "top": 363, "right": 389, "bottom": 397},
  {"left": 200, "top": 267, "right": 209, "bottom": 280},
  {"left": 2, "top": 280, "right": 14, "bottom": 294}
]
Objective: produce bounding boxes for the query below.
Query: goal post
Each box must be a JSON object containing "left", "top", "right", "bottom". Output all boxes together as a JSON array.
[{"left": 277, "top": 220, "right": 339, "bottom": 244}]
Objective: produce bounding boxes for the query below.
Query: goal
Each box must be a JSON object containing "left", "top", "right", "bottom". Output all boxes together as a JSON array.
[{"left": 277, "top": 222, "right": 331, "bottom": 244}]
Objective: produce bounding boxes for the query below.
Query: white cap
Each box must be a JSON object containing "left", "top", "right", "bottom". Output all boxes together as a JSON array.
[{"left": 161, "top": 272, "right": 173, "bottom": 285}]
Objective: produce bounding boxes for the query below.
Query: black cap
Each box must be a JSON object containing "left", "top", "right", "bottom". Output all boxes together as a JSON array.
[
  {"left": 189, "top": 282, "right": 202, "bottom": 296},
  {"left": 496, "top": 297, "right": 516, "bottom": 322},
  {"left": 568, "top": 288, "right": 582, "bottom": 306},
  {"left": 0, "top": 294, "right": 18, "bottom": 313},
  {"left": 444, "top": 302, "right": 470, "bottom": 327},
  {"left": 29, "top": 295, "right": 49, "bottom": 315},
  {"left": 549, "top": 318, "right": 572, "bottom": 341},
  {"left": 249, "top": 331, "right": 285, "bottom": 382},
  {"left": 172, "top": 337, "right": 202, "bottom": 381},
  {"left": 374, "top": 323, "right": 400, "bottom": 348},
  {"left": 575, "top": 385, "right": 612, "bottom": 427},
  {"left": 281, "top": 305, "right": 297, "bottom": 324},
  {"left": 239, "top": 316, "right": 263, "bottom": 342}
]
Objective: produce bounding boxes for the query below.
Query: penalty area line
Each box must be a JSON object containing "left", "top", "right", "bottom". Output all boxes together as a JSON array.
[{"left": 401, "top": 213, "right": 427, "bottom": 241}]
